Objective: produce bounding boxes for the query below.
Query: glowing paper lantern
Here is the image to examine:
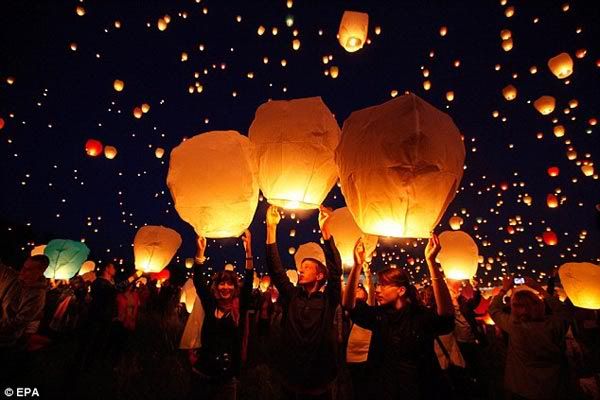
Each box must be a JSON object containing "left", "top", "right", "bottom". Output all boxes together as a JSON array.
[
  {"left": 248, "top": 97, "right": 340, "bottom": 210},
  {"left": 141, "top": 103, "right": 150, "bottom": 113},
  {"left": 167, "top": 130, "right": 259, "bottom": 238},
  {"left": 185, "top": 258, "right": 194, "bottom": 269},
  {"left": 31, "top": 244, "right": 46, "bottom": 256},
  {"left": 437, "top": 231, "right": 479, "bottom": 280},
  {"left": 113, "top": 80, "right": 124, "bottom": 92},
  {"left": 155, "top": 147, "right": 165, "bottom": 159},
  {"left": 294, "top": 242, "right": 326, "bottom": 268},
  {"left": 553, "top": 125, "right": 565, "bottom": 138},
  {"left": 500, "top": 29, "right": 512, "bottom": 40},
  {"left": 501, "top": 38, "right": 513, "bottom": 51},
  {"left": 0, "top": 117, "right": 5, "bottom": 130},
  {"left": 547, "top": 166, "right": 560, "bottom": 177},
  {"left": 338, "top": 11, "right": 369, "bottom": 53},
  {"left": 335, "top": 93, "right": 465, "bottom": 238},
  {"left": 449, "top": 216, "right": 463, "bottom": 230},
  {"left": 158, "top": 18, "right": 168, "bottom": 31},
  {"left": 180, "top": 278, "right": 197, "bottom": 313},
  {"left": 502, "top": 85, "right": 517, "bottom": 101},
  {"left": 133, "top": 225, "right": 182, "bottom": 273},
  {"left": 548, "top": 53, "right": 574, "bottom": 79},
  {"left": 85, "top": 139, "right": 103, "bottom": 157},
  {"left": 44, "top": 239, "right": 90, "bottom": 280},
  {"left": 446, "top": 91, "right": 455, "bottom": 101},
  {"left": 79, "top": 260, "right": 95, "bottom": 275},
  {"left": 150, "top": 268, "right": 171, "bottom": 282},
  {"left": 327, "top": 207, "right": 378, "bottom": 267},
  {"left": 547, "top": 194, "right": 559, "bottom": 208},
  {"left": 104, "top": 145, "right": 117, "bottom": 159},
  {"left": 133, "top": 107, "right": 143, "bottom": 119},
  {"left": 534, "top": 96, "right": 556, "bottom": 115},
  {"left": 439, "top": 26, "right": 447, "bottom": 36},
  {"left": 542, "top": 230, "right": 558, "bottom": 246},
  {"left": 329, "top": 66, "right": 339, "bottom": 78},
  {"left": 582, "top": 164, "right": 594, "bottom": 177},
  {"left": 286, "top": 269, "right": 299, "bottom": 286},
  {"left": 559, "top": 262, "right": 600, "bottom": 309}
]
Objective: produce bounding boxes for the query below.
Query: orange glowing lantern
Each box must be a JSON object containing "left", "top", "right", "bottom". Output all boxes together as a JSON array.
[
  {"left": 338, "top": 11, "right": 369, "bottom": 53},
  {"left": 104, "top": 145, "right": 117, "bottom": 159},
  {"left": 547, "top": 194, "right": 558, "bottom": 208},
  {"left": 542, "top": 230, "right": 558, "bottom": 246},
  {"left": 548, "top": 52, "right": 574, "bottom": 79},
  {"left": 547, "top": 166, "right": 560, "bottom": 177},
  {"left": 502, "top": 85, "right": 517, "bottom": 101},
  {"left": 534, "top": 96, "right": 556, "bottom": 115},
  {"left": 85, "top": 139, "right": 103, "bottom": 157},
  {"left": 559, "top": 262, "right": 600, "bottom": 309}
]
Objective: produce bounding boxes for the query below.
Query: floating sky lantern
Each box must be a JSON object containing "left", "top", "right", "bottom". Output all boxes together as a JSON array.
[
  {"left": 559, "top": 262, "right": 600, "bottom": 309},
  {"left": 547, "top": 194, "right": 559, "bottom": 208},
  {"left": 133, "top": 107, "right": 143, "bottom": 119},
  {"left": 533, "top": 96, "right": 556, "bottom": 115},
  {"left": 30, "top": 244, "right": 46, "bottom": 256},
  {"left": 329, "top": 66, "right": 339, "bottom": 78},
  {"left": 327, "top": 207, "right": 378, "bottom": 267},
  {"left": 501, "top": 38, "right": 513, "bottom": 51},
  {"left": 553, "top": 125, "right": 565, "bottom": 137},
  {"left": 449, "top": 216, "right": 464, "bottom": 230},
  {"left": 548, "top": 52, "right": 574, "bottom": 79},
  {"left": 502, "top": 85, "right": 517, "bottom": 101},
  {"left": 338, "top": 11, "right": 369, "bottom": 53},
  {"left": 104, "top": 145, "right": 117, "bottom": 159},
  {"left": 44, "top": 239, "right": 90, "bottom": 280},
  {"left": 581, "top": 164, "right": 594, "bottom": 177},
  {"left": 547, "top": 166, "right": 560, "bottom": 177},
  {"left": 133, "top": 225, "right": 181, "bottom": 273},
  {"left": 335, "top": 93, "right": 465, "bottom": 238},
  {"left": 85, "top": 139, "right": 103, "bottom": 157},
  {"left": 180, "top": 278, "right": 197, "bottom": 313},
  {"left": 542, "top": 230, "right": 558, "bottom": 245},
  {"left": 248, "top": 97, "right": 340, "bottom": 210},
  {"left": 294, "top": 242, "right": 326, "bottom": 268},
  {"left": 286, "top": 269, "right": 299, "bottom": 286},
  {"left": 113, "top": 79, "right": 124, "bottom": 92},
  {"left": 167, "top": 130, "right": 259, "bottom": 238},
  {"left": 185, "top": 258, "right": 194, "bottom": 269},
  {"left": 500, "top": 29, "right": 511, "bottom": 40},
  {"left": 0, "top": 117, "right": 4, "bottom": 130},
  {"left": 155, "top": 147, "right": 165, "bottom": 159},
  {"left": 437, "top": 230, "right": 479, "bottom": 280}
]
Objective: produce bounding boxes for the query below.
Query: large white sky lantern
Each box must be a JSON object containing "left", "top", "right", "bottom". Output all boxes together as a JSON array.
[
  {"left": 437, "top": 230, "right": 479, "bottom": 280},
  {"left": 294, "top": 242, "right": 326, "bottom": 268},
  {"left": 559, "top": 262, "right": 600, "bottom": 309},
  {"left": 338, "top": 11, "right": 369, "bottom": 53},
  {"left": 133, "top": 225, "right": 182, "bottom": 273},
  {"left": 249, "top": 97, "right": 341, "bottom": 210},
  {"left": 335, "top": 93, "right": 465, "bottom": 238},
  {"left": 167, "top": 130, "right": 259, "bottom": 238},
  {"left": 328, "top": 207, "right": 378, "bottom": 268}
]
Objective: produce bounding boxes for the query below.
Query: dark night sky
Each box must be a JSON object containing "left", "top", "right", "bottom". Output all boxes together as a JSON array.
[{"left": 1, "top": 0, "right": 599, "bottom": 286}]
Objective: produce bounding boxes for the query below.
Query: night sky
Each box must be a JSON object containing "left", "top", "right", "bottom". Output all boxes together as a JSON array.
[{"left": 1, "top": 0, "right": 599, "bottom": 286}]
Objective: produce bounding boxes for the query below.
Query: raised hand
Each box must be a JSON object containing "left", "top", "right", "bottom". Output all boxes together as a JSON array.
[
  {"left": 354, "top": 238, "right": 366, "bottom": 266},
  {"left": 196, "top": 235, "right": 207, "bottom": 262},
  {"left": 266, "top": 205, "right": 281, "bottom": 227},
  {"left": 242, "top": 229, "right": 252, "bottom": 256},
  {"left": 319, "top": 205, "right": 334, "bottom": 239},
  {"left": 424, "top": 233, "right": 441, "bottom": 264}
]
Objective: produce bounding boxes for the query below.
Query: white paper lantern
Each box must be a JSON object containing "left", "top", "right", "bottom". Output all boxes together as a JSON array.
[
  {"left": 559, "top": 262, "right": 600, "bottom": 309},
  {"left": 437, "top": 230, "right": 479, "bottom": 280},
  {"left": 167, "top": 130, "right": 259, "bottom": 238},
  {"left": 133, "top": 225, "right": 182, "bottom": 273},
  {"left": 294, "top": 242, "right": 326, "bottom": 268},
  {"left": 336, "top": 93, "right": 465, "bottom": 238},
  {"left": 328, "top": 207, "right": 378, "bottom": 267},
  {"left": 249, "top": 97, "right": 341, "bottom": 210}
]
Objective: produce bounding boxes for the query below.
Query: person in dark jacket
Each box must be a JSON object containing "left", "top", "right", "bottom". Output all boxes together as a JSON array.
[
  {"left": 345, "top": 234, "right": 455, "bottom": 400},
  {"left": 265, "top": 205, "right": 342, "bottom": 399},
  {"left": 190, "top": 230, "right": 254, "bottom": 400}
]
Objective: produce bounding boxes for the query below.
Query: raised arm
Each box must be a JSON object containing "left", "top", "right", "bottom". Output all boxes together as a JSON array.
[
  {"left": 319, "top": 206, "right": 342, "bottom": 303},
  {"left": 425, "top": 234, "right": 454, "bottom": 317},
  {"left": 240, "top": 229, "right": 254, "bottom": 310},
  {"left": 265, "top": 205, "right": 294, "bottom": 298},
  {"left": 342, "top": 239, "right": 365, "bottom": 310},
  {"left": 192, "top": 235, "right": 213, "bottom": 307},
  {"left": 489, "top": 276, "right": 513, "bottom": 333}
]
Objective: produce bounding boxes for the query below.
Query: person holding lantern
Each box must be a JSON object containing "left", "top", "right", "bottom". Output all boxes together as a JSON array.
[
  {"left": 344, "top": 234, "right": 455, "bottom": 399},
  {"left": 189, "top": 230, "right": 254, "bottom": 400},
  {"left": 265, "top": 204, "right": 343, "bottom": 399}
]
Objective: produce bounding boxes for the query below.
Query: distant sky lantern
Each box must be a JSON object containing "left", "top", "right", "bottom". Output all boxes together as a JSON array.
[
  {"left": 328, "top": 207, "right": 378, "bottom": 268},
  {"left": 548, "top": 52, "right": 574, "bottom": 79},
  {"left": 78, "top": 260, "right": 95, "bottom": 275},
  {"left": 337, "top": 11, "right": 369, "bottom": 53},
  {"left": 575, "top": 49, "right": 587, "bottom": 59},
  {"left": 423, "top": 80, "right": 431, "bottom": 90},
  {"left": 505, "top": 6, "right": 515, "bottom": 17},
  {"left": 559, "top": 262, "right": 600, "bottom": 309},
  {"left": 553, "top": 125, "right": 565, "bottom": 137},
  {"left": 329, "top": 66, "right": 339, "bottom": 78},
  {"left": 257, "top": 25, "right": 265, "bottom": 35},
  {"left": 133, "top": 225, "right": 181, "bottom": 273},
  {"left": 76, "top": 5, "right": 86, "bottom": 16},
  {"left": 523, "top": 195, "right": 533, "bottom": 205},
  {"left": 567, "top": 149, "right": 577, "bottom": 160},
  {"left": 449, "top": 216, "right": 463, "bottom": 230},
  {"left": 85, "top": 139, "right": 103, "bottom": 157},
  {"left": 113, "top": 79, "right": 124, "bottom": 92},
  {"left": 500, "top": 29, "right": 512, "bottom": 40},
  {"left": 446, "top": 91, "right": 455, "bottom": 101},
  {"left": 158, "top": 18, "right": 168, "bottom": 31},
  {"left": 547, "top": 166, "right": 560, "bottom": 177},
  {"left": 44, "top": 239, "right": 90, "bottom": 280},
  {"left": 155, "top": 147, "right": 165, "bottom": 159},
  {"left": 141, "top": 103, "right": 150, "bottom": 113},
  {"left": 292, "top": 39, "right": 301, "bottom": 50},
  {"left": 167, "top": 130, "right": 259, "bottom": 238},
  {"left": 533, "top": 96, "right": 556, "bottom": 115},
  {"left": 581, "top": 164, "right": 594, "bottom": 176},
  {"left": 542, "top": 230, "right": 558, "bottom": 246},
  {"left": 547, "top": 194, "right": 559, "bottom": 208},
  {"left": 104, "top": 145, "right": 117, "bottom": 159},
  {"left": 439, "top": 26, "right": 447, "bottom": 36},
  {"left": 133, "top": 107, "right": 143, "bottom": 119},
  {"left": 501, "top": 38, "right": 513, "bottom": 51},
  {"left": 249, "top": 97, "right": 340, "bottom": 210},
  {"left": 286, "top": 270, "right": 299, "bottom": 286},
  {"left": 502, "top": 84, "right": 517, "bottom": 100},
  {"left": 374, "top": 26, "right": 381, "bottom": 35},
  {"left": 335, "top": 93, "right": 465, "bottom": 238},
  {"left": 0, "top": 117, "right": 4, "bottom": 130},
  {"left": 30, "top": 244, "right": 46, "bottom": 256},
  {"left": 568, "top": 99, "right": 578, "bottom": 108},
  {"left": 185, "top": 258, "right": 194, "bottom": 269},
  {"left": 437, "top": 231, "right": 479, "bottom": 280},
  {"left": 288, "top": 247, "right": 296, "bottom": 255}
]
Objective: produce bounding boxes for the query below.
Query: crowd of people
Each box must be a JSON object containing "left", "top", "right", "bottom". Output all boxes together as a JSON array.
[{"left": 1, "top": 205, "right": 599, "bottom": 400}]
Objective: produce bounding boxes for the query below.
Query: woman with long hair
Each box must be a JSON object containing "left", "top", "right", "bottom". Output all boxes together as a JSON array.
[
  {"left": 189, "top": 230, "right": 254, "bottom": 400},
  {"left": 343, "top": 234, "right": 455, "bottom": 400}
]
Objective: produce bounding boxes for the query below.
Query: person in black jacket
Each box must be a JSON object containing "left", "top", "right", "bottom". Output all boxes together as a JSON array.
[
  {"left": 190, "top": 230, "right": 254, "bottom": 400},
  {"left": 345, "top": 234, "right": 455, "bottom": 400},
  {"left": 265, "top": 205, "right": 342, "bottom": 400}
]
